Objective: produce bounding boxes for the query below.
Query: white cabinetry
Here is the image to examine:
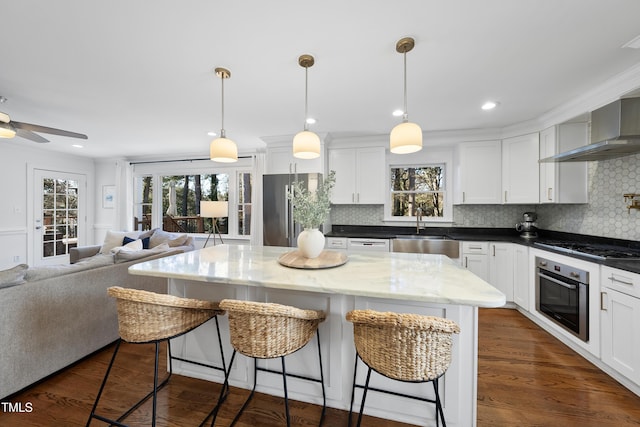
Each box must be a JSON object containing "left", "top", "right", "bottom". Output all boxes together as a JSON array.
[
  {"left": 325, "top": 237, "right": 347, "bottom": 252},
  {"left": 489, "top": 243, "right": 513, "bottom": 302},
  {"left": 461, "top": 242, "right": 489, "bottom": 282},
  {"left": 601, "top": 266, "right": 640, "bottom": 385},
  {"left": 502, "top": 133, "right": 540, "bottom": 204},
  {"left": 539, "top": 123, "right": 588, "bottom": 203},
  {"left": 266, "top": 145, "right": 323, "bottom": 174},
  {"left": 329, "top": 147, "right": 385, "bottom": 204},
  {"left": 453, "top": 140, "right": 502, "bottom": 204},
  {"left": 513, "top": 244, "right": 530, "bottom": 310}
]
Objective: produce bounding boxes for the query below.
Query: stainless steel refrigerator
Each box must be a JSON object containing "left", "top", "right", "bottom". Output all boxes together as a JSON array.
[{"left": 263, "top": 173, "right": 322, "bottom": 247}]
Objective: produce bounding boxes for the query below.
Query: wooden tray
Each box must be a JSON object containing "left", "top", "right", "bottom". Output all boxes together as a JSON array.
[{"left": 277, "top": 250, "right": 348, "bottom": 269}]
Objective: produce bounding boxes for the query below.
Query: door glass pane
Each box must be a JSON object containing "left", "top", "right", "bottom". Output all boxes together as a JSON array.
[{"left": 42, "top": 178, "right": 79, "bottom": 258}]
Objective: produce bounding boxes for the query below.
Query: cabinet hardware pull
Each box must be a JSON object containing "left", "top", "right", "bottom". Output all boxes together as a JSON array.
[
  {"left": 492, "top": 245, "right": 495, "bottom": 256},
  {"left": 465, "top": 256, "right": 468, "bottom": 268},
  {"left": 504, "top": 191, "right": 507, "bottom": 203},
  {"left": 285, "top": 184, "right": 290, "bottom": 239},
  {"left": 600, "top": 291, "right": 607, "bottom": 311},
  {"left": 547, "top": 187, "right": 552, "bottom": 201},
  {"left": 608, "top": 275, "right": 634, "bottom": 286},
  {"left": 462, "top": 192, "right": 465, "bottom": 203}
]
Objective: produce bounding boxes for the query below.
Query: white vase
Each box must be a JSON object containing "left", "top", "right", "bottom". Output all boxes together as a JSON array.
[{"left": 297, "top": 228, "right": 325, "bottom": 259}]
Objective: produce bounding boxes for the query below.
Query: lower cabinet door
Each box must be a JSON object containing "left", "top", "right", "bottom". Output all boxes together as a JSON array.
[{"left": 601, "top": 287, "right": 640, "bottom": 385}]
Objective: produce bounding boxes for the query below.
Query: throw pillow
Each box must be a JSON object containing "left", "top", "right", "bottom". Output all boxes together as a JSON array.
[
  {"left": 100, "top": 230, "right": 142, "bottom": 254},
  {"left": 149, "top": 229, "right": 189, "bottom": 248},
  {"left": 123, "top": 236, "right": 150, "bottom": 249},
  {"left": 114, "top": 243, "right": 172, "bottom": 263},
  {"left": 0, "top": 264, "right": 28, "bottom": 289},
  {"left": 111, "top": 238, "right": 143, "bottom": 254}
]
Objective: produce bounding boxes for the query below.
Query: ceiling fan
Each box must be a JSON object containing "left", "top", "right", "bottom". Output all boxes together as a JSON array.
[{"left": 0, "top": 96, "right": 88, "bottom": 143}]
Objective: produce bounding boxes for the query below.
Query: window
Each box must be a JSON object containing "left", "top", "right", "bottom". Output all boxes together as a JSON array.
[
  {"left": 390, "top": 165, "right": 445, "bottom": 219},
  {"left": 132, "top": 159, "right": 252, "bottom": 239},
  {"left": 237, "top": 172, "right": 252, "bottom": 236}
]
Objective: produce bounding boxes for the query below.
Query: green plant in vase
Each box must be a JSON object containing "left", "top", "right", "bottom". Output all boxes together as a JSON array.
[{"left": 287, "top": 170, "right": 336, "bottom": 258}]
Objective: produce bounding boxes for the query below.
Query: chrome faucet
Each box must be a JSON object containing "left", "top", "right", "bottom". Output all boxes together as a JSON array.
[{"left": 416, "top": 207, "right": 423, "bottom": 233}]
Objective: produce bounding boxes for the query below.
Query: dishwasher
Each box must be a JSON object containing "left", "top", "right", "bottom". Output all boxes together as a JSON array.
[{"left": 347, "top": 238, "right": 390, "bottom": 252}]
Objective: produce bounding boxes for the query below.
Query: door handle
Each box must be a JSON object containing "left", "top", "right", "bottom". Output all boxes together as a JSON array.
[{"left": 600, "top": 291, "right": 607, "bottom": 311}]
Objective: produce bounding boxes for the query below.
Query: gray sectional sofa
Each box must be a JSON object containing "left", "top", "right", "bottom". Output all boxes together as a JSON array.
[{"left": 0, "top": 229, "right": 194, "bottom": 399}]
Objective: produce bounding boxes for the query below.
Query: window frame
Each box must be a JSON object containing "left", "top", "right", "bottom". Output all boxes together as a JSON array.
[{"left": 384, "top": 151, "right": 453, "bottom": 224}]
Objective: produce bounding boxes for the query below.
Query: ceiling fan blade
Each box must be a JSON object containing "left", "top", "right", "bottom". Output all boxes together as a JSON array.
[
  {"left": 15, "top": 128, "right": 50, "bottom": 143},
  {"left": 12, "top": 121, "right": 88, "bottom": 139}
]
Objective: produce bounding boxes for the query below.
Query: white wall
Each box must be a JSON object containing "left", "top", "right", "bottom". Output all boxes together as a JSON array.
[{"left": 0, "top": 142, "right": 95, "bottom": 269}]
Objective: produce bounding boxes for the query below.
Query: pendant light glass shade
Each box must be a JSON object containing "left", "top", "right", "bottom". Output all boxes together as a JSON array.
[
  {"left": 293, "top": 54, "right": 320, "bottom": 159},
  {"left": 390, "top": 37, "right": 423, "bottom": 154},
  {"left": 210, "top": 67, "right": 238, "bottom": 163},
  {"left": 390, "top": 121, "right": 422, "bottom": 154},
  {"left": 210, "top": 136, "right": 238, "bottom": 162},
  {"left": 293, "top": 130, "right": 321, "bottom": 159}
]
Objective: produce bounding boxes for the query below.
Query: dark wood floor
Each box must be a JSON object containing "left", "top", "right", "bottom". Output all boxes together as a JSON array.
[{"left": 2, "top": 308, "right": 640, "bottom": 426}]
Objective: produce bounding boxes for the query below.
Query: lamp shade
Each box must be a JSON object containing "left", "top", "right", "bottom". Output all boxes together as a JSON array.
[
  {"left": 210, "top": 137, "right": 238, "bottom": 163},
  {"left": 293, "top": 130, "right": 321, "bottom": 159},
  {"left": 390, "top": 121, "right": 423, "bottom": 154},
  {"left": 200, "top": 200, "right": 228, "bottom": 218},
  {"left": 0, "top": 122, "right": 16, "bottom": 138}
]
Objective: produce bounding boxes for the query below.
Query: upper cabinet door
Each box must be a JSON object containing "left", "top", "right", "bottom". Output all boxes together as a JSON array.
[
  {"left": 266, "top": 145, "right": 324, "bottom": 174},
  {"left": 539, "top": 124, "right": 588, "bottom": 204},
  {"left": 454, "top": 140, "right": 502, "bottom": 204},
  {"left": 502, "top": 133, "right": 540, "bottom": 204},
  {"left": 329, "top": 146, "right": 385, "bottom": 204}
]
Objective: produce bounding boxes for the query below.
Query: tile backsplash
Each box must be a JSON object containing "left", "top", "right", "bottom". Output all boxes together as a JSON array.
[{"left": 330, "top": 153, "right": 640, "bottom": 241}]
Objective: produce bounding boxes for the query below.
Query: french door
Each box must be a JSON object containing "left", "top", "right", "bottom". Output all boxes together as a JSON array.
[{"left": 33, "top": 169, "right": 86, "bottom": 266}]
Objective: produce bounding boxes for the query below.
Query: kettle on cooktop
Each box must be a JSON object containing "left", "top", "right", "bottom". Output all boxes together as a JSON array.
[{"left": 516, "top": 212, "right": 538, "bottom": 238}]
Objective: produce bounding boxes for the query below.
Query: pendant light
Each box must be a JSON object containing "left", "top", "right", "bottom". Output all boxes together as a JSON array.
[
  {"left": 293, "top": 54, "right": 321, "bottom": 159},
  {"left": 210, "top": 67, "right": 238, "bottom": 163},
  {"left": 390, "top": 37, "right": 423, "bottom": 154}
]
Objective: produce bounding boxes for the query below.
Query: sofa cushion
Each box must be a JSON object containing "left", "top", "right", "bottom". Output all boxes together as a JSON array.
[
  {"left": 100, "top": 230, "right": 143, "bottom": 254},
  {"left": 24, "top": 254, "right": 114, "bottom": 282},
  {"left": 0, "top": 264, "right": 28, "bottom": 289}
]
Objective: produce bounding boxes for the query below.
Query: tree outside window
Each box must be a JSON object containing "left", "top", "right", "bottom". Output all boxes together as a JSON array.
[
  {"left": 390, "top": 166, "right": 445, "bottom": 218},
  {"left": 161, "top": 174, "right": 229, "bottom": 234}
]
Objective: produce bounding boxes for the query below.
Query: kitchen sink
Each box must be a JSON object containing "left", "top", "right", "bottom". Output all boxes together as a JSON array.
[{"left": 392, "top": 236, "right": 460, "bottom": 258}]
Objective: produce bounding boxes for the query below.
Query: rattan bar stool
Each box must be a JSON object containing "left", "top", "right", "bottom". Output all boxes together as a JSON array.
[
  {"left": 86, "top": 286, "right": 227, "bottom": 427},
  {"left": 212, "top": 299, "right": 327, "bottom": 427},
  {"left": 346, "top": 309, "right": 460, "bottom": 427}
]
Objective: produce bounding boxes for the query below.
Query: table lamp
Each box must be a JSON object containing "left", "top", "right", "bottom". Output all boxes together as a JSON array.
[{"left": 200, "top": 200, "right": 228, "bottom": 247}]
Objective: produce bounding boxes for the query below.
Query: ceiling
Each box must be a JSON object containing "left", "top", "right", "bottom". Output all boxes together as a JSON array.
[{"left": 2, "top": 0, "right": 640, "bottom": 159}]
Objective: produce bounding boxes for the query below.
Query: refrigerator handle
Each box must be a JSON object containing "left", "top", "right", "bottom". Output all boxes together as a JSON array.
[{"left": 285, "top": 184, "right": 290, "bottom": 239}]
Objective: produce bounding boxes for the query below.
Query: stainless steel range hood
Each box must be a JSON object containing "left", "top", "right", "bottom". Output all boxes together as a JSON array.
[{"left": 540, "top": 97, "right": 640, "bottom": 162}]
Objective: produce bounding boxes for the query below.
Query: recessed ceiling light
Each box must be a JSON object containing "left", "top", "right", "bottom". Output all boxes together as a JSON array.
[
  {"left": 481, "top": 101, "right": 498, "bottom": 110},
  {"left": 207, "top": 131, "right": 217, "bottom": 137},
  {"left": 72, "top": 144, "right": 83, "bottom": 148},
  {"left": 392, "top": 109, "right": 404, "bottom": 117},
  {"left": 306, "top": 117, "right": 317, "bottom": 125}
]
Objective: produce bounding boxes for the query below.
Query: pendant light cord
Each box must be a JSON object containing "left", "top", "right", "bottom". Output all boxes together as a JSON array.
[
  {"left": 220, "top": 74, "right": 226, "bottom": 138},
  {"left": 304, "top": 65, "right": 309, "bottom": 131},
  {"left": 403, "top": 51, "right": 408, "bottom": 123}
]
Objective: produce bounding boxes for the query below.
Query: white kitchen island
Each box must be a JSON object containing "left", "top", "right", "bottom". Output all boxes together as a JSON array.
[{"left": 129, "top": 245, "right": 505, "bottom": 426}]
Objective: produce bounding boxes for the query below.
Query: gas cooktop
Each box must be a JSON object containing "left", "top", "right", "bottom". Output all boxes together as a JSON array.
[{"left": 534, "top": 241, "right": 640, "bottom": 260}]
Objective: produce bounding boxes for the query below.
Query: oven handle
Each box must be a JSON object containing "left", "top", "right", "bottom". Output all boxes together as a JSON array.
[{"left": 537, "top": 272, "right": 578, "bottom": 290}]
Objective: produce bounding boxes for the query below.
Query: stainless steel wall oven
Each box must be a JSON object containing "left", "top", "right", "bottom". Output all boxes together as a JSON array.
[{"left": 535, "top": 256, "right": 589, "bottom": 341}]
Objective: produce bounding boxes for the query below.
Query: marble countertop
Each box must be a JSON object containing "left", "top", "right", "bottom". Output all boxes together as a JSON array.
[{"left": 129, "top": 245, "right": 506, "bottom": 308}]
